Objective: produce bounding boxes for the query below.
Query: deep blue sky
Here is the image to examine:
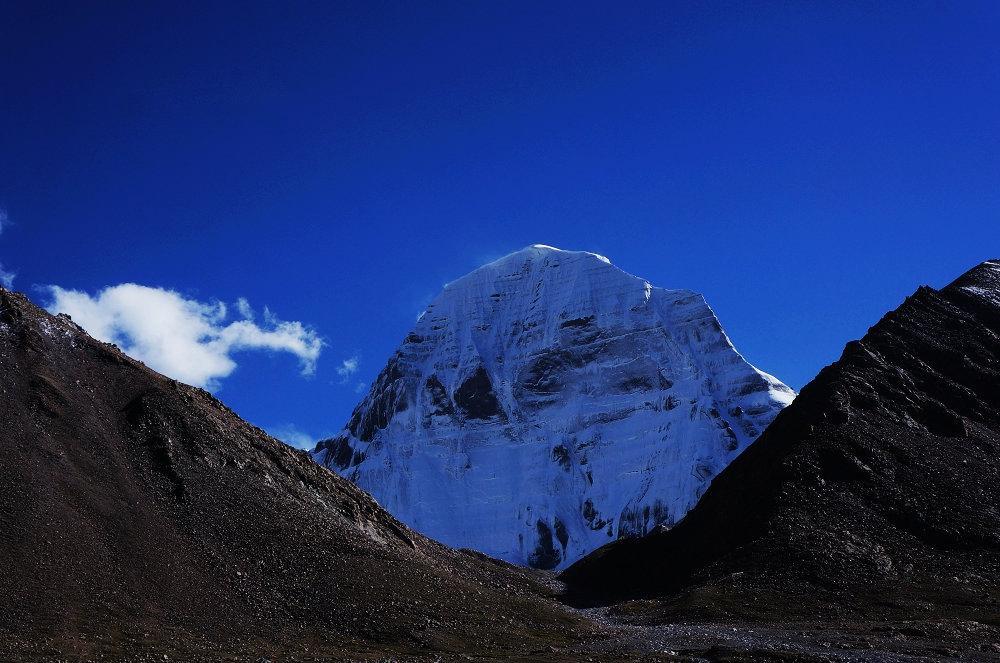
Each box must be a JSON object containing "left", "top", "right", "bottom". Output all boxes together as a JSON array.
[{"left": 2, "top": 2, "right": 998, "bottom": 447}]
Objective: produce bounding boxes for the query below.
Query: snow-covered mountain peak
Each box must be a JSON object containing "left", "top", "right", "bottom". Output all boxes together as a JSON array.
[
  {"left": 526, "top": 243, "right": 612, "bottom": 264},
  {"left": 315, "top": 247, "right": 794, "bottom": 569},
  {"left": 445, "top": 244, "right": 620, "bottom": 293},
  {"left": 432, "top": 244, "right": 705, "bottom": 358},
  {"left": 509, "top": 243, "right": 610, "bottom": 263}
]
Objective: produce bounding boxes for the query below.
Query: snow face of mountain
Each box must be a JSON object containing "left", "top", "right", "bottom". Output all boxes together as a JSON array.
[{"left": 314, "top": 245, "right": 794, "bottom": 570}]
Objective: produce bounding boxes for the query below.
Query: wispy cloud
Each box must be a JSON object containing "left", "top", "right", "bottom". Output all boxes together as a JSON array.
[
  {"left": 45, "top": 283, "right": 324, "bottom": 390},
  {"left": 266, "top": 423, "right": 322, "bottom": 450},
  {"left": 235, "top": 296, "right": 254, "bottom": 320},
  {"left": 336, "top": 355, "right": 359, "bottom": 382},
  {"left": 0, "top": 209, "right": 15, "bottom": 288}
]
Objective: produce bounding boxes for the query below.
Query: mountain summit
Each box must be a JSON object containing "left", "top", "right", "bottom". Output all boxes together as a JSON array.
[{"left": 315, "top": 245, "right": 793, "bottom": 569}]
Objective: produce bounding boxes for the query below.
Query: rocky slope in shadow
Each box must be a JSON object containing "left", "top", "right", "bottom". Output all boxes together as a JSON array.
[
  {"left": 0, "top": 288, "right": 595, "bottom": 661},
  {"left": 562, "top": 260, "right": 1000, "bottom": 636}
]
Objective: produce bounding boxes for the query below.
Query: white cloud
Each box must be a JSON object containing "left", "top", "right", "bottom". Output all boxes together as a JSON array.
[
  {"left": 0, "top": 209, "right": 14, "bottom": 288},
  {"left": 45, "top": 283, "right": 323, "bottom": 389},
  {"left": 336, "top": 355, "right": 359, "bottom": 381},
  {"left": 235, "top": 297, "right": 254, "bottom": 320},
  {"left": 354, "top": 381, "right": 367, "bottom": 394},
  {"left": 266, "top": 423, "right": 320, "bottom": 450}
]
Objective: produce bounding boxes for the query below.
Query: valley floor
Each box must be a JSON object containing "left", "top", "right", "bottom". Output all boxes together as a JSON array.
[
  {"left": 6, "top": 604, "right": 999, "bottom": 662},
  {"left": 582, "top": 606, "right": 1000, "bottom": 662}
]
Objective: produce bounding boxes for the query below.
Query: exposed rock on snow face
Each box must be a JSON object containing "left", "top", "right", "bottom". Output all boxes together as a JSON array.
[{"left": 315, "top": 245, "right": 794, "bottom": 569}]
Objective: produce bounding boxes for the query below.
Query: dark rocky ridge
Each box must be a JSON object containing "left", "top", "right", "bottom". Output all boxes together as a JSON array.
[
  {"left": 562, "top": 260, "right": 1000, "bottom": 640},
  {"left": 0, "top": 288, "right": 595, "bottom": 660}
]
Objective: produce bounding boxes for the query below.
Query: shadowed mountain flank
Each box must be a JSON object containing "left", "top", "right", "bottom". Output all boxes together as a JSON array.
[
  {"left": 0, "top": 288, "right": 590, "bottom": 660},
  {"left": 562, "top": 261, "right": 1000, "bottom": 628}
]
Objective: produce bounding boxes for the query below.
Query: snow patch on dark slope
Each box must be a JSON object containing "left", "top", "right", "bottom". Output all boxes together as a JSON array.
[{"left": 315, "top": 245, "right": 793, "bottom": 569}]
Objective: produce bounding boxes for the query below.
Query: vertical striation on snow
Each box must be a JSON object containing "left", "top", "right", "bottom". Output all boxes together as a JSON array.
[{"left": 314, "top": 245, "right": 794, "bottom": 569}]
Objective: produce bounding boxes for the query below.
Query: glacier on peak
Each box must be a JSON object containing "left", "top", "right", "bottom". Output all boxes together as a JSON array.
[
  {"left": 526, "top": 244, "right": 611, "bottom": 264},
  {"left": 315, "top": 245, "right": 794, "bottom": 570}
]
